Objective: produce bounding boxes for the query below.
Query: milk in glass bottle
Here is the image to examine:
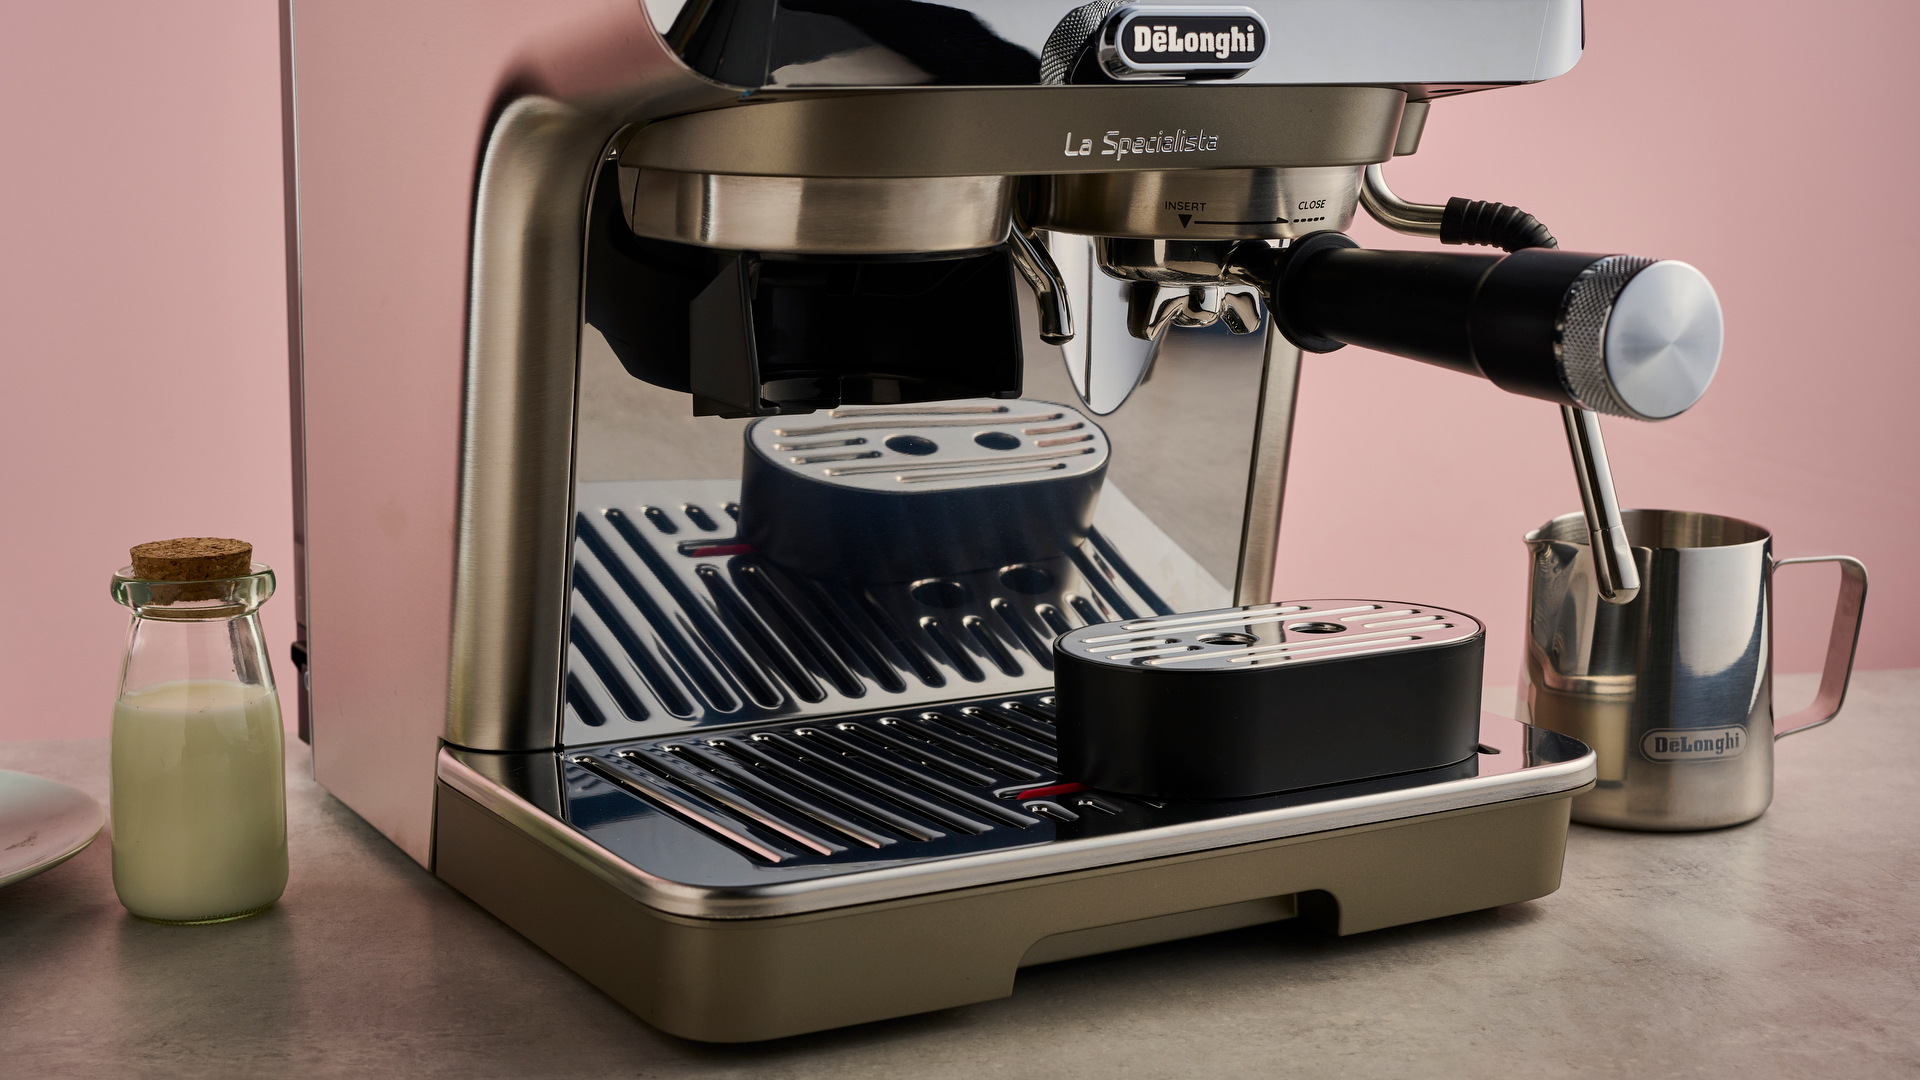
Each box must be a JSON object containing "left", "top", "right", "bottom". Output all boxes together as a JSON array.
[{"left": 110, "top": 537, "right": 288, "bottom": 922}]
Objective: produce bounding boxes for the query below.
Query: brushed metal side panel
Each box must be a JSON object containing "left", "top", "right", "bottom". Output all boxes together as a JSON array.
[
  {"left": 291, "top": 0, "right": 722, "bottom": 864},
  {"left": 296, "top": 0, "right": 496, "bottom": 865}
]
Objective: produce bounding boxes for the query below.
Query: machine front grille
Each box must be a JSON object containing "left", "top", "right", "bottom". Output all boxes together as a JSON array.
[{"left": 562, "top": 479, "right": 1173, "bottom": 745}]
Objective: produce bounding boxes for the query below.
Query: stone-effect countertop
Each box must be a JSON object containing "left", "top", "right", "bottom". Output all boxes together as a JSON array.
[{"left": 4, "top": 671, "right": 1916, "bottom": 1078}]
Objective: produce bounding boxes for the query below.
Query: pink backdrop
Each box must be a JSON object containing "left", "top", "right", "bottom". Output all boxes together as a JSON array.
[
  {"left": 1281, "top": 1, "right": 1920, "bottom": 690},
  {"left": 0, "top": 1, "right": 292, "bottom": 741},
  {"left": 1, "top": 1, "right": 1913, "bottom": 740}
]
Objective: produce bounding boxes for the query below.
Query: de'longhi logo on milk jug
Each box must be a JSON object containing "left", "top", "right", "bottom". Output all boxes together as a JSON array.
[{"left": 1641, "top": 726, "right": 1747, "bottom": 762}]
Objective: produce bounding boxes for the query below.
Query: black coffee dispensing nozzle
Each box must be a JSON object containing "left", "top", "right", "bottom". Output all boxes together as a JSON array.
[{"left": 1233, "top": 176, "right": 1725, "bottom": 604}]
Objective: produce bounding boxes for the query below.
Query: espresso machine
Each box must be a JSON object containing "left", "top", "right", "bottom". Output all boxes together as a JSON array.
[{"left": 286, "top": 0, "right": 1723, "bottom": 1041}]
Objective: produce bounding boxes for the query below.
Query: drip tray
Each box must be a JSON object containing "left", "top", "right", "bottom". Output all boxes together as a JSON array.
[{"left": 440, "top": 698, "right": 1594, "bottom": 919}]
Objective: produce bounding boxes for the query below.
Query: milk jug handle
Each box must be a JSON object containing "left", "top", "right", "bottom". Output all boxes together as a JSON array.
[{"left": 1772, "top": 555, "right": 1869, "bottom": 739}]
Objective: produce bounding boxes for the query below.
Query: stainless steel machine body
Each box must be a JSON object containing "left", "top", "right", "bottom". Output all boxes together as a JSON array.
[{"left": 286, "top": 0, "right": 1600, "bottom": 1040}]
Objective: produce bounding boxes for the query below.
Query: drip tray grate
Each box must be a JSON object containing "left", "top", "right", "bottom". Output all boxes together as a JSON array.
[
  {"left": 562, "top": 478, "right": 1175, "bottom": 745},
  {"left": 549, "top": 690, "right": 1543, "bottom": 894},
  {"left": 566, "top": 693, "right": 1070, "bottom": 875}
]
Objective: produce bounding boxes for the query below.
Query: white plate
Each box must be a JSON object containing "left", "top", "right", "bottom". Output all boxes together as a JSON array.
[{"left": 0, "top": 770, "right": 105, "bottom": 888}]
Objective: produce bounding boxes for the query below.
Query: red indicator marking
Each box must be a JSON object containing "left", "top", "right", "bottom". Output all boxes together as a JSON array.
[
  {"left": 1016, "top": 782, "right": 1087, "bottom": 800},
  {"left": 687, "top": 544, "right": 755, "bottom": 557}
]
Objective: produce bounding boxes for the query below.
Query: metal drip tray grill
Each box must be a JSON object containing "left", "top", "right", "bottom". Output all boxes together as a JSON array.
[
  {"left": 480, "top": 483, "right": 1605, "bottom": 924},
  {"left": 480, "top": 693, "right": 1599, "bottom": 904},
  {"left": 565, "top": 692, "right": 1068, "bottom": 876},
  {"left": 562, "top": 479, "right": 1173, "bottom": 745}
]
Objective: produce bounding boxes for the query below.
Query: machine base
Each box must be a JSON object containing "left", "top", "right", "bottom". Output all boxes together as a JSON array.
[{"left": 434, "top": 777, "right": 1585, "bottom": 1042}]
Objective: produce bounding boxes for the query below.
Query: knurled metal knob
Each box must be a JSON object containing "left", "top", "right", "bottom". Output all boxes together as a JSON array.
[{"left": 1556, "top": 257, "right": 1723, "bottom": 420}]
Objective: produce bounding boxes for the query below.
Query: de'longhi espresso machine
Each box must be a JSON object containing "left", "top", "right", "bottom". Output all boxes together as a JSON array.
[{"left": 286, "top": 0, "right": 1723, "bottom": 1041}]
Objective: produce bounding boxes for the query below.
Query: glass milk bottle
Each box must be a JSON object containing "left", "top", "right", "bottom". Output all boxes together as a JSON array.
[{"left": 110, "top": 537, "right": 288, "bottom": 923}]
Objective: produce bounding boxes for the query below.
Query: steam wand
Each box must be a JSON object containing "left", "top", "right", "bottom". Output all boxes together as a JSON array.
[
  {"left": 1357, "top": 165, "right": 1642, "bottom": 603},
  {"left": 1561, "top": 407, "right": 1638, "bottom": 604}
]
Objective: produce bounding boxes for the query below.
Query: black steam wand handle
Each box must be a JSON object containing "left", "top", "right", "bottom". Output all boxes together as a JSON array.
[
  {"left": 1424, "top": 202, "right": 1644, "bottom": 605},
  {"left": 1352, "top": 171, "right": 1679, "bottom": 605},
  {"left": 1245, "top": 232, "right": 1723, "bottom": 604},
  {"left": 1440, "top": 220, "right": 1643, "bottom": 606}
]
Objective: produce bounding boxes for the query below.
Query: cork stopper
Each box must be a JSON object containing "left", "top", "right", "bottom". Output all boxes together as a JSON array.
[{"left": 130, "top": 537, "right": 253, "bottom": 582}]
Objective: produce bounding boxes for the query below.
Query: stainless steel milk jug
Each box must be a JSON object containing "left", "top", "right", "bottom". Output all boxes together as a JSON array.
[{"left": 1519, "top": 510, "right": 1866, "bottom": 830}]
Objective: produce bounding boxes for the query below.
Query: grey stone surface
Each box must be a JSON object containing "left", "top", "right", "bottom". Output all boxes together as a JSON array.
[{"left": 3, "top": 670, "right": 1915, "bottom": 1078}]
